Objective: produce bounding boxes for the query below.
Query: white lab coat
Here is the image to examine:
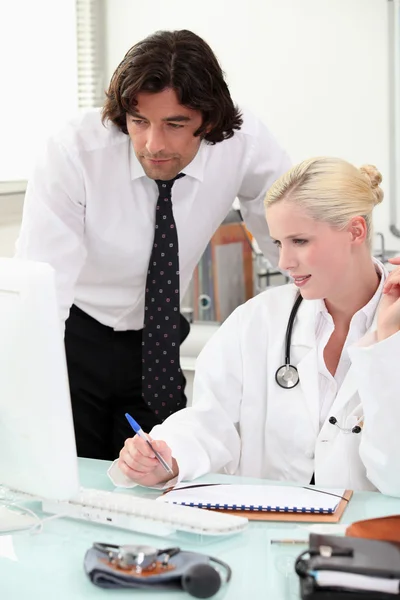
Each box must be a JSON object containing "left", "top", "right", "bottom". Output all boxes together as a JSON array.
[{"left": 110, "top": 284, "right": 400, "bottom": 496}]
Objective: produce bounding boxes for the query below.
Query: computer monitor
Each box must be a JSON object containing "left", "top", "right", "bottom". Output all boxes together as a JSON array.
[{"left": 0, "top": 258, "right": 79, "bottom": 500}]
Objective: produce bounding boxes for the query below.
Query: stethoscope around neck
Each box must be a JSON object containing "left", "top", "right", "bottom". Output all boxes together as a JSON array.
[
  {"left": 275, "top": 294, "right": 303, "bottom": 389},
  {"left": 275, "top": 293, "right": 363, "bottom": 434}
]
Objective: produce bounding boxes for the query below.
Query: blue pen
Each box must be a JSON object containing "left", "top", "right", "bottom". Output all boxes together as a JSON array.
[{"left": 125, "top": 413, "right": 174, "bottom": 475}]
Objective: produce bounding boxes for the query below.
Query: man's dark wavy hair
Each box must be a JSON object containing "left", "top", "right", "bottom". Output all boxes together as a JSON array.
[{"left": 102, "top": 29, "right": 243, "bottom": 144}]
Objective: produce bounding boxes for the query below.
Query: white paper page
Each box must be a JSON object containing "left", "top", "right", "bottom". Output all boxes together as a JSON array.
[
  {"left": 315, "top": 571, "right": 400, "bottom": 595},
  {"left": 157, "top": 485, "right": 345, "bottom": 513}
]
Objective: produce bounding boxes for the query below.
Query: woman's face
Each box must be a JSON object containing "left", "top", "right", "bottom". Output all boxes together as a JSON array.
[{"left": 266, "top": 200, "right": 355, "bottom": 301}]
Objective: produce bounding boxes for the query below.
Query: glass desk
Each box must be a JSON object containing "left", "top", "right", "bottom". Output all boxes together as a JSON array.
[{"left": 2, "top": 458, "right": 400, "bottom": 600}]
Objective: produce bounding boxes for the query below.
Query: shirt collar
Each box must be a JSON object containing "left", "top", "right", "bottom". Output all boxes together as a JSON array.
[
  {"left": 364, "top": 257, "right": 386, "bottom": 328},
  {"left": 129, "top": 139, "right": 207, "bottom": 182},
  {"left": 315, "top": 257, "right": 387, "bottom": 329}
]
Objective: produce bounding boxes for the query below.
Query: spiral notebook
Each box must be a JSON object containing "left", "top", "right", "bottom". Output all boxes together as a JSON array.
[{"left": 158, "top": 484, "right": 353, "bottom": 523}]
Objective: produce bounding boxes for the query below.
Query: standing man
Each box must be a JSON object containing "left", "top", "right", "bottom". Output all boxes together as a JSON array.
[{"left": 16, "top": 29, "right": 290, "bottom": 460}]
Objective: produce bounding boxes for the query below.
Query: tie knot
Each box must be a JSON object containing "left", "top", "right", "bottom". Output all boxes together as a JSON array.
[{"left": 156, "top": 173, "right": 185, "bottom": 193}]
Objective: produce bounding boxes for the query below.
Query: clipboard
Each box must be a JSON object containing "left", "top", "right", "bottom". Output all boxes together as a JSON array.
[{"left": 160, "top": 485, "right": 353, "bottom": 523}]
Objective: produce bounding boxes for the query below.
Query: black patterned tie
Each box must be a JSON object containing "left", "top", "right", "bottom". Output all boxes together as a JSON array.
[{"left": 142, "top": 174, "right": 185, "bottom": 422}]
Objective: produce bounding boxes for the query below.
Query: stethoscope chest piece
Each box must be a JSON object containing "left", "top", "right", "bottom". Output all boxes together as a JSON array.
[
  {"left": 275, "top": 293, "right": 303, "bottom": 390},
  {"left": 275, "top": 364, "right": 300, "bottom": 389}
]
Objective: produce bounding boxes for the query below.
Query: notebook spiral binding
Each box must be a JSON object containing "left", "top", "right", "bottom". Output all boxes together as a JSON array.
[{"left": 171, "top": 502, "right": 334, "bottom": 514}]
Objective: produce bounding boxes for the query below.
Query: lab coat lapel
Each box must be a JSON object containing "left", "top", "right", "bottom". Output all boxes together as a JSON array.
[
  {"left": 291, "top": 299, "right": 320, "bottom": 435},
  {"left": 330, "top": 261, "right": 385, "bottom": 417},
  {"left": 327, "top": 366, "right": 358, "bottom": 418},
  {"left": 328, "top": 312, "right": 379, "bottom": 418}
]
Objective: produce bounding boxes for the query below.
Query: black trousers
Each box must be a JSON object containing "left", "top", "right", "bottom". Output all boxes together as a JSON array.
[{"left": 64, "top": 305, "right": 190, "bottom": 460}]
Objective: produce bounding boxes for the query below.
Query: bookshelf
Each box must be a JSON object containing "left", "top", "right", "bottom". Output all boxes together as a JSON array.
[{"left": 181, "top": 221, "right": 254, "bottom": 324}]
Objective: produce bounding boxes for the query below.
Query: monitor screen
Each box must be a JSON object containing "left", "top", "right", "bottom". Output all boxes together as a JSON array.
[{"left": 0, "top": 258, "right": 79, "bottom": 500}]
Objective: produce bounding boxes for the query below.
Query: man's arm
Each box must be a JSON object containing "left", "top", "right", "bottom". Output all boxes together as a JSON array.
[
  {"left": 237, "top": 118, "right": 291, "bottom": 268},
  {"left": 15, "top": 136, "right": 87, "bottom": 326}
]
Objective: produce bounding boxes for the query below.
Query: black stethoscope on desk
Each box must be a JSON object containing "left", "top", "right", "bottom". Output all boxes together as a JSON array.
[
  {"left": 275, "top": 293, "right": 303, "bottom": 389},
  {"left": 275, "top": 293, "right": 363, "bottom": 435}
]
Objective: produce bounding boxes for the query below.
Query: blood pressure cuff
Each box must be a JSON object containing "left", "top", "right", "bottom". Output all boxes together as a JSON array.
[
  {"left": 296, "top": 533, "right": 400, "bottom": 600},
  {"left": 84, "top": 544, "right": 230, "bottom": 598},
  {"left": 84, "top": 547, "right": 207, "bottom": 589}
]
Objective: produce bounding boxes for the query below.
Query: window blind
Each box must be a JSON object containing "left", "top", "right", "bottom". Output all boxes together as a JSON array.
[{"left": 76, "top": 0, "right": 106, "bottom": 108}]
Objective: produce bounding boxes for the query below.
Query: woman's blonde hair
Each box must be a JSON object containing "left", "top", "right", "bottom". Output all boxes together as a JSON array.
[{"left": 264, "top": 157, "right": 383, "bottom": 249}]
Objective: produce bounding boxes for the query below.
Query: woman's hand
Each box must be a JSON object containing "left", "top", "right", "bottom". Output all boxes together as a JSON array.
[
  {"left": 377, "top": 257, "right": 400, "bottom": 341},
  {"left": 117, "top": 433, "right": 178, "bottom": 487}
]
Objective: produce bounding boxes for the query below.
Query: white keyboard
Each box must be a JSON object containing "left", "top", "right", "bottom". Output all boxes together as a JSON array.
[{"left": 41, "top": 488, "right": 248, "bottom": 537}]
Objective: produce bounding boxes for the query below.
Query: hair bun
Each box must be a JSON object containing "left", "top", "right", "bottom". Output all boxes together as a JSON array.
[{"left": 359, "top": 164, "right": 384, "bottom": 205}]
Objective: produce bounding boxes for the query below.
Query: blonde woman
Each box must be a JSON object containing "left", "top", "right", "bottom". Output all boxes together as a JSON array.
[{"left": 110, "top": 157, "right": 400, "bottom": 496}]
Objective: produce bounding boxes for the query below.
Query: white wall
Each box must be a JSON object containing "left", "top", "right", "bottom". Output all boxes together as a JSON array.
[
  {"left": 0, "top": 194, "right": 23, "bottom": 257},
  {"left": 0, "top": 223, "right": 20, "bottom": 257},
  {"left": 104, "top": 0, "right": 399, "bottom": 252},
  {"left": 0, "top": 0, "right": 78, "bottom": 181}
]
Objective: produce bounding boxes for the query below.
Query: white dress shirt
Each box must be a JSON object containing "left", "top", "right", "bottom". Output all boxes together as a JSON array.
[
  {"left": 15, "top": 107, "right": 290, "bottom": 329},
  {"left": 315, "top": 258, "right": 385, "bottom": 427}
]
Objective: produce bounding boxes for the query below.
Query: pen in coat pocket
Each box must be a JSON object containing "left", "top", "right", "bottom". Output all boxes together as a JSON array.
[{"left": 125, "top": 413, "right": 174, "bottom": 476}]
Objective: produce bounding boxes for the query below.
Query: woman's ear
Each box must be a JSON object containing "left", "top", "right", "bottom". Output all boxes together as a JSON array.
[{"left": 348, "top": 216, "right": 368, "bottom": 245}]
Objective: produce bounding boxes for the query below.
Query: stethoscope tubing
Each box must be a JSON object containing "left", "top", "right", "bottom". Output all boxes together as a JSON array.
[
  {"left": 283, "top": 293, "right": 304, "bottom": 364},
  {"left": 275, "top": 293, "right": 303, "bottom": 389},
  {"left": 276, "top": 293, "right": 364, "bottom": 433}
]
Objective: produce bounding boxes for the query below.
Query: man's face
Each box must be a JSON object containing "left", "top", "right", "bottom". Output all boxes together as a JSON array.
[{"left": 126, "top": 88, "right": 204, "bottom": 181}]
